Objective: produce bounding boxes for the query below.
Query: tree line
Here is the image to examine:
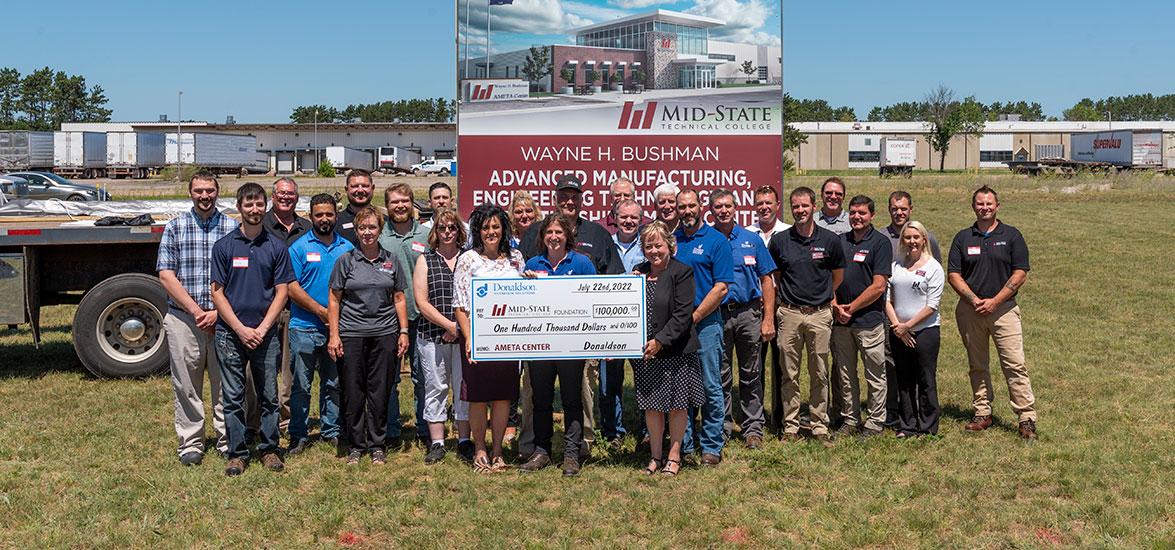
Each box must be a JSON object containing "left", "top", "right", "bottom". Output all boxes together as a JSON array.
[
  {"left": 290, "top": 98, "right": 455, "bottom": 124},
  {"left": 788, "top": 93, "right": 1175, "bottom": 123},
  {"left": 0, "top": 67, "right": 112, "bottom": 131}
]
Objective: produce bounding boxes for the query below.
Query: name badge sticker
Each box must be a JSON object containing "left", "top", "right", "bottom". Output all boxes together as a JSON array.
[
  {"left": 853, "top": 251, "right": 868, "bottom": 262},
  {"left": 306, "top": 252, "right": 322, "bottom": 263},
  {"left": 232, "top": 257, "right": 249, "bottom": 269},
  {"left": 743, "top": 255, "right": 757, "bottom": 266},
  {"left": 811, "top": 251, "right": 824, "bottom": 260},
  {"left": 967, "top": 246, "right": 981, "bottom": 256},
  {"left": 411, "top": 242, "right": 427, "bottom": 253},
  {"left": 342, "top": 222, "right": 354, "bottom": 229}
]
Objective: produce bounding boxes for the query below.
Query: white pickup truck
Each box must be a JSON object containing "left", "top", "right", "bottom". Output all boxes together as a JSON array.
[{"left": 411, "top": 158, "right": 455, "bottom": 176}]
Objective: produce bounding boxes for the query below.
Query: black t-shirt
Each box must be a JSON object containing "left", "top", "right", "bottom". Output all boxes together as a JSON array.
[
  {"left": 836, "top": 226, "right": 892, "bottom": 328},
  {"left": 767, "top": 225, "right": 846, "bottom": 307},
  {"left": 947, "top": 220, "right": 1030, "bottom": 302},
  {"left": 336, "top": 204, "right": 365, "bottom": 246},
  {"left": 262, "top": 210, "right": 313, "bottom": 246},
  {"left": 519, "top": 215, "right": 623, "bottom": 275}
]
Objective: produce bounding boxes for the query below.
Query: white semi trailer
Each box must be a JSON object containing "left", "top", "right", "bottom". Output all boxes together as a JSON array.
[
  {"left": 54, "top": 131, "right": 107, "bottom": 179},
  {"left": 325, "top": 146, "right": 373, "bottom": 171},
  {"left": 106, "top": 132, "right": 167, "bottom": 179}
]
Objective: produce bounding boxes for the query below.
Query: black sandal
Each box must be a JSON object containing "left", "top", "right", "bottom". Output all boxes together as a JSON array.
[
  {"left": 644, "top": 458, "right": 664, "bottom": 475},
  {"left": 661, "top": 459, "right": 681, "bottom": 476}
]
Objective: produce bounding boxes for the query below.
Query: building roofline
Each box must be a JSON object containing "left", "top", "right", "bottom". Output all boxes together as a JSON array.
[{"left": 570, "top": 9, "right": 724, "bottom": 35}]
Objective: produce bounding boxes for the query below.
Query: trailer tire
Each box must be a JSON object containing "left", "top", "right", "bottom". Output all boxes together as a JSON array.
[
  {"left": 72, "top": 273, "right": 169, "bottom": 378},
  {"left": 440, "top": 168, "right": 450, "bottom": 176}
]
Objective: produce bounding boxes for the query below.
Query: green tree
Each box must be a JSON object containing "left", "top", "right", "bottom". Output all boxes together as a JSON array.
[
  {"left": 0, "top": 68, "right": 20, "bottom": 126},
  {"left": 867, "top": 101, "right": 929, "bottom": 122},
  {"left": 522, "top": 46, "right": 551, "bottom": 86},
  {"left": 924, "top": 84, "right": 958, "bottom": 172},
  {"left": 1062, "top": 98, "right": 1103, "bottom": 121},
  {"left": 19, "top": 67, "right": 54, "bottom": 130},
  {"left": 782, "top": 94, "right": 808, "bottom": 172}
]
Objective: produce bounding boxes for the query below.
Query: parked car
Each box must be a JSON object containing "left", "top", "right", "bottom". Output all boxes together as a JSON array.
[
  {"left": 1, "top": 171, "right": 110, "bottom": 201},
  {"left": 411, "top": 158, "right": 454, "bottom": 176}
]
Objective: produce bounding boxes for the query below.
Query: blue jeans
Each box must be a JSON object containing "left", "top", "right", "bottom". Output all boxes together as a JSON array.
[
  {"left": 215, "top": 326, "right": 281, "bottom": 459},
  {"left": 386, "top": 321, "right": 426, "bottom": 439},
  {"left": 684, "top": 315, "right": 726, "bottom": 456},
  {"left": 288, "top": 327, "right": 341, "bottom": 442},
  {"left": 598, "top": 359, "right": 628, "bottom": 439}
]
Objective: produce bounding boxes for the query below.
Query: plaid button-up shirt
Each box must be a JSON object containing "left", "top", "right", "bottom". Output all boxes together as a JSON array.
[{"left": 156, "top": 207, "right": 239, "bottom": 311}]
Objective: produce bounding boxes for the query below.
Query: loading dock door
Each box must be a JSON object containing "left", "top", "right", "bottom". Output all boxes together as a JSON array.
[{"left": 276, "top": 152, "right": 294, "bottom": 173}]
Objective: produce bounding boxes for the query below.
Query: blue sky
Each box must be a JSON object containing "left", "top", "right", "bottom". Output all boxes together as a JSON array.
[
  {"left": 3, "top": 0, "right": 456, "bottom": 123},
  {"left": 458, "top": 0, "right": 781, "bottom": 57},
  {"left": 784, "top": 1, "right": 1175, "bottom": 119}
]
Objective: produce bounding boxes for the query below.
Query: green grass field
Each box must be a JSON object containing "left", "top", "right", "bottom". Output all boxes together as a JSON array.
[{"left": 1, "top": 173, "right": 1172, "bottom": 547}]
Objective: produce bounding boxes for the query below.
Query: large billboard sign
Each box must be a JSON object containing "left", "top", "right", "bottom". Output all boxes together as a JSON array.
[{"left": 459, "top": 95, "right": 780, "bottom": 226}]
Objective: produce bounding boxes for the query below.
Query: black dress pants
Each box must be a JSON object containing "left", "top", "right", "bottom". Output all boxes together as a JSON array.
[
  {"left": 340, "top": 334, "right": 396, "bottom": 452},
  {"left": 529, "top": 359, "right": 585, "bottom": 458},
  {"left": 890, "top": 326, "right": 941, "bottom": 435}
]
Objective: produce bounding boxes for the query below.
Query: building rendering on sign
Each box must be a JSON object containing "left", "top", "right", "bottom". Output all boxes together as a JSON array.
[{"left": 461, "top": 9, "right": 781, "bottom": 92}]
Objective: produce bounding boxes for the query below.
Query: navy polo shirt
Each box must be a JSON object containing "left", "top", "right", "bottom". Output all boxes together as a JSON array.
[
  {"left": 720, "top": 224, "right": 777, "bottom": 304},
  {"left": 835, "top": 226, "right": 893, "bottom": 328},
  {"left": 948, "top": 220, "right": 1030, "bottom": 303},
  {"left": 211, "top": 227, "right": 295, "bottom": 330},
  {"left": 674, "top": 222, "right": 735, "bottom": 322},
  {"left": 767, "top": 225, "right": 846, "bottom": 307},
  {"left": 288, "top": 231, "right": 354, "bottom": 331},
  {"left": 525, "top": 250, "right": 597, "bottom": 276}
]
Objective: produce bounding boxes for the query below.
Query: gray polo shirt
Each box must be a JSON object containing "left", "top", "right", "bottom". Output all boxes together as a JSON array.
[
  {"left": 815, "top": 209, "right": 851, "bottom": 235},
  {"left": 329, "top": 246, "right": 406, "bottom": 338}
]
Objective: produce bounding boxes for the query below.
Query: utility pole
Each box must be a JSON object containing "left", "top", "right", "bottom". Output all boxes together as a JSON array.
[
  {"left": 314, "top": 108, "right": 319, "bottom": 176},
  {"left": 176, "top": 91, "right": 182, "bottom": 182}
]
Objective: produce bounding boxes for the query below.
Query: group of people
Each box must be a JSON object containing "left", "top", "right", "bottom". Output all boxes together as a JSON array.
[{"left": 158, "top": 168, "right": 1039, "bottom": 478}]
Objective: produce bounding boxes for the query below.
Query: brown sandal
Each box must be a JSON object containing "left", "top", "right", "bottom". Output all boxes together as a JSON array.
[
  {"left": 644, "top": 458, "right": 665, "bottom": 475},
  {"left": 490, "top": 455, "right": 508, "bottom": 472},
  {"left": 661, "top": 459, "right": 681, "bottom": 476},
  {"left": 473, "top": 454, "right": 492, "bottom": 474}
]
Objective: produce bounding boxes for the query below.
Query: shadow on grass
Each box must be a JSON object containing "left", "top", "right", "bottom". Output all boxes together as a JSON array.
[{"left": 0, "top": 340, "right": 86, "bottom": 380}]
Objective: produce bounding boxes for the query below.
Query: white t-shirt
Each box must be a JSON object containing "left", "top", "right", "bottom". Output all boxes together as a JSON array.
[
  {"left": 748, "top": 219, "right": 791, "bottom": 246},
  {"left": 887, "top": 258, "right": 944, "bottom": 332}
]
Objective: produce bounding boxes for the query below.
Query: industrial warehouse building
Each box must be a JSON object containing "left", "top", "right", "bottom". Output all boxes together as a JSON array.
[
  {"left": 787, "top": 120, "right": 1175, "bottom": 171},
  {"left": 462, "top": 9, "right": 781, "bottom": 92},
  {"left": 62, "top": 120, "right": 456, "bottom": 174}
]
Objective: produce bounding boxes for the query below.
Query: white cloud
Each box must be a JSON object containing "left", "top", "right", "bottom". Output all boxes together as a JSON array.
[
  {"left": 686, "top": 0, "right": 780, "bottom": 47},
  {"left": 565, "top": 1, "right": 633, "bottom": 22},
  {"left": 608, "top": 0, "right": 663, "bottom": 7},
  {"left": 459, "top": 0, "right": 592, "bottom": 36}
]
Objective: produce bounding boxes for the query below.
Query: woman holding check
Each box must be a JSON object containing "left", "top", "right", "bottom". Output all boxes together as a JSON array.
[
  {"left": 327, "top": 206, "right": 409, "bottom": 466},
  {"left": 885, "top": 221, "right": 944, "bottom": 438},
  {"left": 517, "top": 214, "right": 596, "bottom": 477},
  {"left": 452, "top": 203, "right": 526, "bottom": 473},
  {"left": 631, "top": 222, "right": 704, "bottom": 476}
]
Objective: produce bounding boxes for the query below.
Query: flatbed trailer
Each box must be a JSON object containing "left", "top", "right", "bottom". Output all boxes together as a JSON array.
[
  {"left": 1, "top": 220, "right": 168, "bottom": 378},
  {"left": 1005, "top": 159, "right": 1146, "bottom": 177}
]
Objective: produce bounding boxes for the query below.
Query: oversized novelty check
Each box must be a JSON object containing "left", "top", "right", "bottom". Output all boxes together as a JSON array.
[{"left": 469, "top": 274, "right": 646, "bottom": 361}]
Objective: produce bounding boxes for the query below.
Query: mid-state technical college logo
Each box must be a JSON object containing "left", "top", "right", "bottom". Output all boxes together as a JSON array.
[
  {"left": 470, "top": 85, "right": 495, "bottom": 101},
  {"left": 618, "top": 101, "right": 659, "bottom": 130},
  {"left": 491, "top": 304, "right": 507, "bottom": 317}
]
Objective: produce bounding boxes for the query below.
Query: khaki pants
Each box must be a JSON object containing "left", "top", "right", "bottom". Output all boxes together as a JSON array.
[
  {"left": 775, "top": 306, "right": 833, "bottom": 435},
  {"left": 519, "top": 360, "right": 596, "bottom": 457},
  {"left": 955, "top": 301, "right": 1036, "bottom": 422},
  {"left": 831, "top": 323, "right": 888, "bottom": 431},
  {"left": 165, "top": 310, "right": 226, "bottom": 457},
  {"left": 277, "top": 311, "right": 292, "bottom": 431}
]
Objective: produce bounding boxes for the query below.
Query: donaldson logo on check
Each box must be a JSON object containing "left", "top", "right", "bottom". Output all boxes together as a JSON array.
[{"left": 485, "top": 281, "right": 537, "bottom": 296}]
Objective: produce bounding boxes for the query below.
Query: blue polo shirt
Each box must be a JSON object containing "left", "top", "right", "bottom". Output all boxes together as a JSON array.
[
  {"left": 719, "top": 224, "right": 777, "bottom": 304},
  {"left": 674, "top": 222, "right": 735, "bottom": 322},
  {"left": 613, "top": 233, "right": 646, "bottom": 273},
  {"left": 524, "top": 250, "right": 597, "bottom": 276},
  {"left": 211, "top": 227, "right": 295, "bottom": 331},
  {"left": 287, "top": 231, "right": 355, "bottom": 331}
]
